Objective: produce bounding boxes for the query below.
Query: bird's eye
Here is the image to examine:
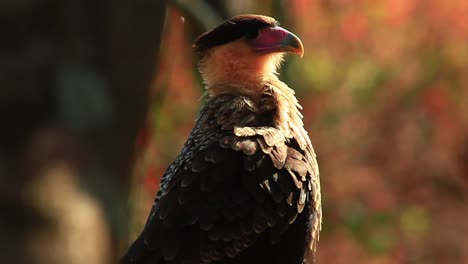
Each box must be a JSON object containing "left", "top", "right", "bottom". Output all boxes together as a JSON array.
[{"left": 245, "top": 30, "right": 259, "bottom": 40}]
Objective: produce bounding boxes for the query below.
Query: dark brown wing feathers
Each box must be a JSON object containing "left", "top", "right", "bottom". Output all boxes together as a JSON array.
[{"left": 123, "top": 86, "right": 321, "bottom": 264}]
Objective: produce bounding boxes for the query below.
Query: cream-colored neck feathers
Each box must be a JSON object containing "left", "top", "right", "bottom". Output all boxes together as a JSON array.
[
  {"left": 198, "top": 38, "right": 311, "bottom": 150},
  {"left": 199, "top": 38, "right": 285, "bottom": 96},
  {"left": 266, "top": 77, "right": 312, "bottom": 150}
]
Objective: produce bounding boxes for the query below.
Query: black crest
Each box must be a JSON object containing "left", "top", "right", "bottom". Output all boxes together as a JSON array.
[{"left": 193, "top": 15, "right": 278, "bottom": 55}]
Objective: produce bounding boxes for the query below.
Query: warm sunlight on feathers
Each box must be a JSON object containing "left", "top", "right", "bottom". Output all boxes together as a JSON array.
[{"left": 199, "top": 38, "right": 285, "bottom": 95}]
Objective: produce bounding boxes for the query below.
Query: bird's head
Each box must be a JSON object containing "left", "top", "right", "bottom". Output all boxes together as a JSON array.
[{"left": 193, "top": 15, "right": 303, "bottom": 93}]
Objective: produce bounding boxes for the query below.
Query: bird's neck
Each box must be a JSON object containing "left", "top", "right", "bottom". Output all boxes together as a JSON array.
[
  {"left": 264, "top": 78, "right": 306, "bottom": 140},
  {"left": 204, "top": 76, "right": 308, "bottom": 147},
  {"left": 199, "top": 44, "right": 285, "bottom": 96}
]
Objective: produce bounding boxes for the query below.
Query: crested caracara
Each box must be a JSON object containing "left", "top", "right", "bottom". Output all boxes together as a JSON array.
[{"left": 122, "top": 14, "right": 321, "bottom": 264}]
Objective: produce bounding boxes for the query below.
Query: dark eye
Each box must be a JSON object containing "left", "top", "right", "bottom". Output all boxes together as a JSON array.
[{"left": 245, "top": 30, "right": 259, "bottom": 40}]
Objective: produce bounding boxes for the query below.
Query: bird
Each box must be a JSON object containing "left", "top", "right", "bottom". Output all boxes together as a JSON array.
[{"left": 122, "top": 14, "right": 321, "bottom": 264}]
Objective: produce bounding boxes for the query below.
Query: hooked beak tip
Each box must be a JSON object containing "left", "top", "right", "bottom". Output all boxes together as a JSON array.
[{"left": 281, "top": 30, "right": 304, "bottom": 58}]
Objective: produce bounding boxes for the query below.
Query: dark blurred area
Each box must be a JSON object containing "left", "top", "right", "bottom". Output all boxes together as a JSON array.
[
  {"left": 1, "top": 0, "right": 467, "bottom": 263},
  {"left": 0, "top": 0, "right": 166, "bottom": 263}
]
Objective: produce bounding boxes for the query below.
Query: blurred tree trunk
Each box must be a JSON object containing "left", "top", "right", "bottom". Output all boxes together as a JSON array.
[{"left": 0, "top": 0, "right": 166, "bottom": 263}]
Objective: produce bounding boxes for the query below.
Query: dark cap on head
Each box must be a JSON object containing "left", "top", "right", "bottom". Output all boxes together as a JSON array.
[{"left": 193, "top": 15, "right": 278, "bottom": 55}]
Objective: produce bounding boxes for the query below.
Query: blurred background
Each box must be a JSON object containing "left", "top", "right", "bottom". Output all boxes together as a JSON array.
[{"left": 1, "top": 0, "right": 467, "bottom": 263}]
